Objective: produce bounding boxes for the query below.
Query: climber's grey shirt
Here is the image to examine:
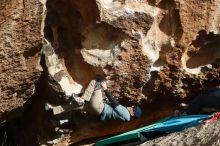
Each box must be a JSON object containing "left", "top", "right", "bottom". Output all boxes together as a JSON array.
[{"left": 100, "top": 103, "right": 131, "bottom": 121}]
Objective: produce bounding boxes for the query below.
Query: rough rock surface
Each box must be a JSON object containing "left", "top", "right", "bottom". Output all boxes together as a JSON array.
[
  {"left": 1, "top": 0, "right": 220, "bottom": 145},
  {"left": 39, "top": 0, "right": 220, "bottom": 144},
  {"left": 0, "top": 0, "right": 44, "bottom": 119},
  {"left": 141, "top": 119, "right": 220, "bottom": 146},
  {"left": 43, "top": 0, "right": 220, "bottom": 103}
]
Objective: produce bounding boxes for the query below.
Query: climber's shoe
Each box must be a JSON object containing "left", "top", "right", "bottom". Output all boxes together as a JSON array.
[
  {"left": 45, "top": 102, "right": 53, "bottom": 111},
  {"left": 71, "top": 93, "right": 85, "bottom": 106}
]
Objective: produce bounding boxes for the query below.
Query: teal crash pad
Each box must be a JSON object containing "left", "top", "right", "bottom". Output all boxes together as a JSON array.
[{"left": 96, "top": 115, "right": 211, "bottom": 146}]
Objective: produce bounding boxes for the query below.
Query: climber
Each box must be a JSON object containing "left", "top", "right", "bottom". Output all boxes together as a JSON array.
[
  {"left": 175, "top": 87, "right": 220, "bottom": 115},
  {"left": 45, "top": 78, "right": 142, "bottom": 123}
]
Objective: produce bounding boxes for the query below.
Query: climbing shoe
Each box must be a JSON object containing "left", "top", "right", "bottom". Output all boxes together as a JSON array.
[{"left": 71, "top": 93, "right": 85, "bottom": 106}]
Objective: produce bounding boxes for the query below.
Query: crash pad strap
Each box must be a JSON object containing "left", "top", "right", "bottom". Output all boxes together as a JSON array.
[{"left": 204, "top": 112, "right": 220, "bottom": 124}]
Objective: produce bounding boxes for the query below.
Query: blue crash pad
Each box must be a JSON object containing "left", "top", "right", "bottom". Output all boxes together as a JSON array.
[{"left": 96, "top": 115, "right": 211, "bottom": 146}]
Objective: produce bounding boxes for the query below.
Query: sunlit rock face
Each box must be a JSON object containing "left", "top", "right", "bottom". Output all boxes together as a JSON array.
[
  {"left": 1, "top": 0, "right": 220, "bottom": 145},
  {"left": 39, "top": 0, "right": 220, "bottom": 144},
  {"left": 44, "top": 0, "right": 220, "bottom": 103},
  {"left": 0, "top": 0, "right": 44, "bottom": 118}
]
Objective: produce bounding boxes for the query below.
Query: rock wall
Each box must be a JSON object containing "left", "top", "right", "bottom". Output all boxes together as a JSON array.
[
  {"left": 142, "top": 119, "right": 220, "bottom": 146},
  {"left": 1, "top": 0, "right": 220, "bottom": 145},
  {"left": 40, "top": 0, "right": 220, "bottom": 144},
  {"left": 0, "top": 0, "right": 44, "bottom": 119},
  {"left": 43, "top": 0, "right": 220, "bottom": 103}
]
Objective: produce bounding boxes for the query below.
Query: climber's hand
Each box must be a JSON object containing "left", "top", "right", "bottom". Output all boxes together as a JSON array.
[{"left": 101, "top": 81, "right": 107, "bottom": 90}]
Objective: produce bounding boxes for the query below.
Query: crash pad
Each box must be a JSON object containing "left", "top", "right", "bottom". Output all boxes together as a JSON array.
[{"left": 96, "top": 115, "right": 211, "bottom": 146}]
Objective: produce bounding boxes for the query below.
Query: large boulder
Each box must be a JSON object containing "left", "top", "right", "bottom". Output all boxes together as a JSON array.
[
  {"left": 0, "top": 0, "right": 44, "bottom": 119},
  {"left": 1, "top": 0, "right": 220, "bottom": 145},
  {"left": 43, "top": 0, "right": 220, "bottom": 103},
  {"left": 40, "top": 0, "right": 220, "bottom": 144},
  {"left": 142, "top": 119, "right": 220, "bottom": 146}
]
